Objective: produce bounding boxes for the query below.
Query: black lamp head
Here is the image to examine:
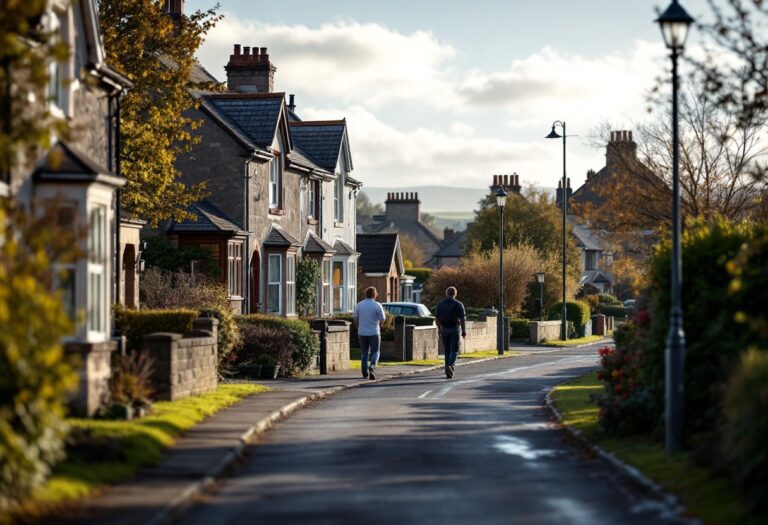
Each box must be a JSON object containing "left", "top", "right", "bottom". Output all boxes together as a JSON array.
[{"left": 545, "top": 125, "right": 561, "bottom": 139}]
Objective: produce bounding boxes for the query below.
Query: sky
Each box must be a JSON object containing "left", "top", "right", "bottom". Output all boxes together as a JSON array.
[{"left": 185, "top": 0, "right": 715, "bottom": 196}]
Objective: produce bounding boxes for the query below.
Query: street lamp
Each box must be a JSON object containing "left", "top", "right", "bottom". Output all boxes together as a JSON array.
[
  {"left": 495, "top": 185, "right": 508, "bottom": 355},
  {"left": 546, "top": 121, "right": 568, "bottom": 341},
  {"left": 657, "top": 0, "right": 694, "bottom": 455},
  {"left": 536, "top": 272, "right": 545, "bottom": 321}
]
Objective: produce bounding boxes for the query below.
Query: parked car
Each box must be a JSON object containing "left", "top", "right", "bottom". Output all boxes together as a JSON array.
[
  {"left": 381, "top": 302, "right": 432, "bottom": 317},
  {"left": 623, "top": 299, "right": 636, "bottom": 310}
]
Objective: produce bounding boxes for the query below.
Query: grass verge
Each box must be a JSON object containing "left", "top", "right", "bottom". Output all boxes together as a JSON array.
[
  {"left": 13, "top": 384, "right": 269, "bottom": 520},
  {"left": 552, "top": 373, "right": 758, "bottom": 525},
  {"left": 542, "top": 335, "right": 605, "bottom": 347}
]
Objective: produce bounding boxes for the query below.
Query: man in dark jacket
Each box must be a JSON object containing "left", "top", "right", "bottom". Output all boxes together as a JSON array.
[{"left": 434, "top": 286, "right": 466, "bottom": 379}]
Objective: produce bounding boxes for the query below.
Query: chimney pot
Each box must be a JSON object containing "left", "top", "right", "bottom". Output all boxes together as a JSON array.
[
  {"left": 629, "top": 130, "right": 633, "bottom": 142},
  {"left": 234, "top": 44, "right": 241, "bottom": 56},
  {"left": 558, "top": 180, "right": 562, "bottom": 188},
  {"left": 493, "top": 175, "right": 497, "bottom": 187},
  {"left": 260, "top": 47, "right": 269, "bottom": 62},
  {"left": 243, "top": 46, "right": 250, "bottom": 57},
  {"left": 567, "top": 178, "right": 571, "bottom": 188}
]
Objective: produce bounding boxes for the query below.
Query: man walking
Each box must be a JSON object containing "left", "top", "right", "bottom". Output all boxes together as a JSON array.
[
  {"left": 353, "top": 286, "right": 386, "bottom": 380},
  {"left": 435, "top": 286, "right": 466, "bottom": 379}
]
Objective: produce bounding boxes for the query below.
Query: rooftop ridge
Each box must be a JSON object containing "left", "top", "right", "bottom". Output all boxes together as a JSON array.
[
  {"left": 289, "top": 119, "right": 346, "bottom": 127},
  {"left": 207, "top": 92, "right": 285, "bottom": 100}
]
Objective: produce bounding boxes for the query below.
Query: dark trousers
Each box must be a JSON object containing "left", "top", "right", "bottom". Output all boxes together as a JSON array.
[{"left": 441, "top": 329, "right": 460, "bottom": 368}]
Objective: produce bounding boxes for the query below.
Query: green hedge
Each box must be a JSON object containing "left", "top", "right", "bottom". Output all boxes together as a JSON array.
[
  {"left": 237, "top": 315, "right": 319, "bottom": 375},
  {"left": 548, "top": 301, "right": 591, "bottom": 327},
  {"left": 596, "top": 304, "right": 628, "bottom": 319},
  {"left": 401, "top": 315, "right": 435, "bottom": 327},
  {"left": 597, "top": 293, "right": 622, "bottom": 305},
  {"left": 407, "top": 267, "right": 433, "bottom": 284},
  {"left": 509, "top": 319, "right": 531, "bottom": 340},
  {"left": 114, "top": 308, "right": 197, "bottom": 351}
]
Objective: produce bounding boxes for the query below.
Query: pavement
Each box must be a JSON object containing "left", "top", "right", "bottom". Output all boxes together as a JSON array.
[{"left": 58, "top": 342, "right": 614, "bottom": 525}]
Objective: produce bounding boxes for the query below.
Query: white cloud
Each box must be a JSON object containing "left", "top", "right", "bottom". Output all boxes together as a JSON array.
[{"left": 199, "top": 17, "right": 459, "bottom": 108}]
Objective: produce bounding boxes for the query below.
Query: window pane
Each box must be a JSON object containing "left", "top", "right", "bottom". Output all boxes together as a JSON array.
[
  {"left": 268, "top": 284, "right": 280, "bottom": 313},
  {"left": 332, "top": 261, "right": 343, "bottom": 286},
  {"left": 269, "top": 254, "right": 281, "bottom": 282}
]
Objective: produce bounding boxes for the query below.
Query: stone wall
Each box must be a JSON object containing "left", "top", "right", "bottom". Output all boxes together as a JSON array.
[
  {"left": 437, "top": 313, "right": 497, "bottom": 354},
  {"left": 592, "top": 314, "right": 606, "bottom": 335},
  {"left": 530, "top": 320, "right": 562, "bottom": 343},
  {"left": 141, "top": 318, "right": 218, "bottom": 401},
  {"left": 311, "top": 319, "right": 351, "bottom": 374},
  {"left": 65, "top": 340, "right": 115, "bottom": 417},
  {"left": 405, "top": 325, "right": 439, "bottom": 360}
]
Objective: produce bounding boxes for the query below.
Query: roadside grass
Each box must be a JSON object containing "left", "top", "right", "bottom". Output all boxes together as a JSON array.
[
  {"left": 13, "top": 384, "right": 269, "bottom": 519},
  {"left": 552, "top": 373, "right": 758, "bottom": 525},
  {"left": 348, "top": 348, "right": 520, "bottom": 370},
  {"left": 459, "top": 349, "right": 522, "bottom": 359},
  {"left": 542, "top": 335, "right": 604, "bottom": 347}
]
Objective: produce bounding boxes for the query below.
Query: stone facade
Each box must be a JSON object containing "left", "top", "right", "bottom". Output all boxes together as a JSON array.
[
  {"left": 529, "top": 320, "right": 562, "bottom": 343},
  {"left": 64, "top": 341, "right": 116, "bottom": 417},
  {"left": 141, "top": 318, "right": 219, "bottom": 401}
]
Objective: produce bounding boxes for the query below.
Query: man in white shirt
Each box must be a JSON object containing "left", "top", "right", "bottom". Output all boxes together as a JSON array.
[{"left": 353, "top": 286, "right": 386, "bottom": 380}]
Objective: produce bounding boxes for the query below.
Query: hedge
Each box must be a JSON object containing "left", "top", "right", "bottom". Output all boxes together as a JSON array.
[
  {"left": 114, "top": 307, "right": 198, "bottom": 351},
  {"left": 509, "top": 319, "right": 531, "bottom": 340},
  {"left": 596, "top": 304, "right": 628, "bottom": 319},
  {"left": 406, "top": 267, "right": 433, "bottom": 284},
  {"left": 237, "top": 315, "right": 319, "bottom": 375},
  {"left": 401, "top": 315, "right": 435, "bottom": 327},
  {"left": 547, "top": 301, "right": 591, "bottom": 327}
]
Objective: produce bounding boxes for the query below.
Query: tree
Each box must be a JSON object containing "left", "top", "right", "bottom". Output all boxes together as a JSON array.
[
  {"left": 296, "top": 257, "right": 320, "bottom": 317},
  {"left": 356, "top": 191, "right": 383, "bottom": 227},
  {"left": 98, "top": 0, "right": 222, "bottom": 226},
  {"left": 466, "top": 188, "right": 580, "bottom": 272},
  {"left": 399, "top": 233, "right": 425, "bottom": 268},
  {"left": 0, "top": 0, "right": 68, "bottom": 178}
]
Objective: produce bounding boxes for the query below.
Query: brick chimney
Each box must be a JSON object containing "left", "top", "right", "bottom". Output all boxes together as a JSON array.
[
  {"left": 225, "top": 44, "right": 276, "bottom": 94},
  {"left": 444, "top": 228, "right": 455, "bottom": 241},
  {"left": 385, "top": 192, "right": 420, "bottom": 222},
  {"left": 163, "top": 0, "right": 184, "bottom": 16},
  {"left": 555, "top": 178, "right": 573, "bottom": 209},
  {"left": 605, "top": 130, "right": 637, "bottom": 168},
  {"left": 490, "top": 173, "right": 522, "bottom": 195}
]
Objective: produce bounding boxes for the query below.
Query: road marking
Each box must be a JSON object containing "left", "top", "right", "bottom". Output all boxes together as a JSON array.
[{"left": 417, "top": 390, "right": 433, "bottom": 399}]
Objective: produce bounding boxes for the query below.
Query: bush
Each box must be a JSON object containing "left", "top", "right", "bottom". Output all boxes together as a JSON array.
[
  {"left": 108, "top": 351, "right": 156, "bottom": 417},
  {"left": 200, "top": 305, "right": 240, "bottom": 371},
  {"left": 401, "top": 315, "right": 435, "bottom": 327},
  {"left": 509, "top": 319, "right": 531, "bottom": 340},
  {"left": 140, "top": 267, "right": 227, "bottom": 311},
  {"left": 407, "top": 267, "right": 433, "bottom": 284},
  {"left": 231, "top": 323, "right": 293, "bottom": 372},
  {"left": 722, "top": 348, "right": 768, "bottom": 512},
  {"left": 114, "top": 307, "right": 197, "bottom": 351},
  {"left": 141, "top": 234, "right": 219, "bottom": 277},
  {"left": 597, "top": 293, "right": 622, "bottom": 305},
  {"left": 0, "top": 203, "right": 79, "bottom": 509},
  {"left": 296, "top": 257, "right": 320, "bottom": 317},
  {"left": 597, "top": 304, "right": 629, "bottom": 319},
  {"left": 548, "top": 300, "right": 591, "bottom": 327},
  {"left": 237, "top": 315, "right": 319, "bottom": 375}
]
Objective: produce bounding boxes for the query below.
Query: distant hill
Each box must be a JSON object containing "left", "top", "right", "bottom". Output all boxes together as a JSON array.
[{"left": 361, "top": 186, "right": 489, "bottom": 214}]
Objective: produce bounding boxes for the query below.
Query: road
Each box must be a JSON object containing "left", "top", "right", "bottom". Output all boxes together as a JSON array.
[{"left": 180, "top": 345, "right": 686, "bottom": 525}]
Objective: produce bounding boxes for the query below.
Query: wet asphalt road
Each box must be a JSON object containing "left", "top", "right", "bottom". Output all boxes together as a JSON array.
[{"left": 180, "top": 346, "right": 684, "bottom": 525}]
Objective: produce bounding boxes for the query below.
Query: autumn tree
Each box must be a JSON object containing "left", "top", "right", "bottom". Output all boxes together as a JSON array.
[
  {"left": 355, "top": 191, "right": 384, "bottom": 227},
  {"left": 399, "top": 233, "right": 426, "bottom": 269},
  {"left": 98, "top": 0, "right": 222, "bottom": 226}
]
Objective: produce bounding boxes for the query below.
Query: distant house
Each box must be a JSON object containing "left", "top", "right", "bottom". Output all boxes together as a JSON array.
[
  {"left": 167, "top": 37, "right": 361, "bottom": 315},
  {"left": 356, "top": 233, "right": 404, "bottom": 303}
]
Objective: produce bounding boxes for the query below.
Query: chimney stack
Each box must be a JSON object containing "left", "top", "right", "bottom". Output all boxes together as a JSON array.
[
  {"left": 606, "top": 129, "right": 638, "bottom": 168},
  {"left": 164, "top": 0, "right": 184, "bottom": 16},
  {"left": 385, "top": 190, "right": 421, "bottom": 222},
  {"left": 225, "top": 43, "right": 277, "bottom": 94},
  {"left": 287, "top": 94, "right": 296, "bottom": 113}
]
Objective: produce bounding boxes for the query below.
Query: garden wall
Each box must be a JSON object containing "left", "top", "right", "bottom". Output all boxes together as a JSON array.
[
  {"left": 311, "top": 319, "right": 351, "bottom": 374},
  {"left": 530, "top": 320, "right": 561, "bottom": 343},
  {"left": 380, "top": 317, "right": 439, "bottom": 361},
  {"left": 64, "top": 340, "right": 115, "bottom": 417},
  {"left": 141, "top": 317, "right": 218, "bottom": 400},
  {"left": 437, "top": 312, "right": 498, "bottom": 354}
]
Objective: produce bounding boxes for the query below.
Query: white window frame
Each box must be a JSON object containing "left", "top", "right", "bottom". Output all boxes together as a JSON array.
[
  {"left": 334, "top": 174, "right": 343, "bottom": 221},
  {"left": 47, "top": 5, "right": 73, "bottom": 117},
  {"left": 87, "top": 205, "right": 107, "bottom": 339},
  {"left": 269, "top": 158, "right": 280, "bottom": 208},
  {"left": 227, "top": 241, "right": 243, "bottom": 298},
  {"left": 347, "top": 260, "right": 356, "bottom": 310},
  {"left": 267, "top": 253, "right": 283, "bottom": 314},
  {"left": 308, "top": 180, "right": 317, "bottom": 219},
  {"left": 332, "top": 259, "right": 345, "bottom": 312},
  {"left": 286, "top": 254, "right": 296, "bottom": 315},
  {"left": 322, "top": 259, "right": 331, "bottom": 315}
]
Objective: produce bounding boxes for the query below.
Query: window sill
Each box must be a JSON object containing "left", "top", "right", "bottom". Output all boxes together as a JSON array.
[
  {"left": 307, "top": 218, "right": 318, "bottom": 225},
  {"left": 334, "top": 221, "right": 344, "bottom": 227},
  {"left": 269, "top": 208, "right": 284, "bottom": 216}
]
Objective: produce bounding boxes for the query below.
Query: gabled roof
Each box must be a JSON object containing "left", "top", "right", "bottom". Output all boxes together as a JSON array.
[
  {"left": 167, "top": 200, "right": 245, "bottom": 234},
  {"left": 332, "top": 239, "right": 357, "bottom": 256},
  {"left": 571, "top": 223, "right": 604, "bottom": 251},
  {"left": 33, "top": 141, "right": 124, "bottom": 188},
  {"left": 202, "top": 93, "right": 287, "bottom": 149},
  {"left": 356, "top": 233, "right": 402, "bottom": 275},
  {"left": 303, "top": 231, "right": 335, "bottom": 255},
  {"left": 289, "top": 120, "right": 346, "bottom": 172},
  {"left": 264, "top": 225, "right": 301, "bottom": 247},
  {"left": 433, "top": 229, "right": 468, "bottom": 259}
]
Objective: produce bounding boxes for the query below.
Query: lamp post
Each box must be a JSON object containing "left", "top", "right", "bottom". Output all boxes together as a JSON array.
[
  {"left": 537, "top": 272, "right": 545, "bottom": 321},
  {"left": 546, "top": 121, "right": 568, "bottom": 341},
  {"left": 495, "top": 186, "right": 508, "bottom": 355},
  {"left": 657, "top": 0, "right": 694, "bottom": 455}
]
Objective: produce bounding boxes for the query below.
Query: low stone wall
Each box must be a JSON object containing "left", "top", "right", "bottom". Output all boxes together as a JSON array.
[
  {"left": 592, "top": 314, "right": 606, "bottom": 335},
  {"left": 530, "top": 320, "right": 562, "bottom": 343},
  {"left": 405, "top": 325, "right": 439, "bottom": 360},
  {"left": 142, "top": 318, "right": 218, "bottom": 401},
  {"left": 437, "top": 313, "right": 498, "bottom": 354},
  {"left": 65, "top": 340, "right": 115, "bottom": 417},
  {"left": 311, "top": 319, "right": 351, "bottom": 374}
]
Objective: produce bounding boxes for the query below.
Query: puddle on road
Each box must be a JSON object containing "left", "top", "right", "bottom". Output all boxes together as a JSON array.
[{"left": 492, "top": 435, "right": 559, "bottom": 460}]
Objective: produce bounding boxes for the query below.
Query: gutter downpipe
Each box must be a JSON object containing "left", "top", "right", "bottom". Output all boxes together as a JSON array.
[{"left": 244, "top": 156, "right": 253, "bottom": 313}]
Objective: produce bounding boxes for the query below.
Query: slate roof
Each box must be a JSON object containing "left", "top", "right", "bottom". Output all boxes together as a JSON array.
[
  {"left": 332, "top": 239, "right": 357, "bottom": 256},
  {"left": 303, "top": 231, "right": 335, "bottom": 254},
  {"left": 571, "top": 223, "right": 603, "bottom": 251},
  {"left": 167, "top": 200, "right": 245, "bottom": 234},
  {"left": 433, "top": 229, "right": 468, "bottom": 259},
  {"left": 289, "top": 121, "right": 345, "bottom": 171},
  {"left": 264, "top": 225, "right": 301, "bottom": 247},
  {"left": 202, "top": 93, "right": 285, "bottom": 148},
  {"left": 34, "top": 141, "right": 109, "bottom": 176},
  {"left": 356, "top": 233, "right": 400, "bottom": 274}
]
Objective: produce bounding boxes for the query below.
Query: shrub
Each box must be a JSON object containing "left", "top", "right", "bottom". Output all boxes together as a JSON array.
[
  {"left": 108, "top": 351, "right": 156, "bottom": 418},
  {"left": 722, "top": 348, "right": 768, "bottom": 512},
  {"left": 0, "top": 202, "right": 79, "bottom": 509},
  {"left": 597, "top": 304, "right": 629, "bottom": 319},
  {"left": 548, "top": 300, "right": 591, "bottom": 327},
  {"left": 407, "top": 267, "right": 433, "bottom": 284},
  {"left": 141, "top": 234, "right": 219, "bottom": 277},
  {"left": 237, "top": 315, "right": 319, "bottom": 375},
  {"left": 509, "top": 319, "right": 531, "bottom": 340},
  {"left": 296, "top": 257, "right": 320, "bottom": 317},
  {"left": 401, "top": 315, "right": 435, "bottom": 327},
  {"left": 140, "top": 267, "right": 227, "bottom": 311},
  {"left": 200, "top": 305, "right": 240, "bottom": 371},
  {"left": 231, "top": 323, "right": 293, "bottom": 372},
  {"left": 114, "top": 307, "right": 197, "bottom": 351},
  {"left": 597, "top": 293, "right": 622, "bottom": 305},
  {"left": 581, "top": 294, "right": 599, "bottom": 312}
]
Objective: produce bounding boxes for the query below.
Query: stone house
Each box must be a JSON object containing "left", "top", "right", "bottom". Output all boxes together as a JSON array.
[
  {"left": 169, "top": 43, "right": 361, "bottom": 316},
  {"left": 356, "top": 233, "right": 404, "bottom": 302},
  {"left": 2, "top": 1, "right": 134, "bottom": 414}
]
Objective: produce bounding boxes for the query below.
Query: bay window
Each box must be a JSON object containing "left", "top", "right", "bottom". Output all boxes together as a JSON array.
[
  {"left": 87, "top": 205, "right": 106, "bottom": 336},
  {"left": 348, "top": 260, "right": 357, "bottom": 307},
  {"left": 267, "top": 253, "right": 282, "bottom": 314},
  {"left": 322, "top": 259, "right": 331, "bottom": 315},
  {"left": 227, "top": 241, "right": 243, "bottom": 298},
  {"left": 286, "top": 254, "right": 296, "bottom": 315},
  {"left": 332, "top": 260, "right": 344, "bottom": 311}
]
